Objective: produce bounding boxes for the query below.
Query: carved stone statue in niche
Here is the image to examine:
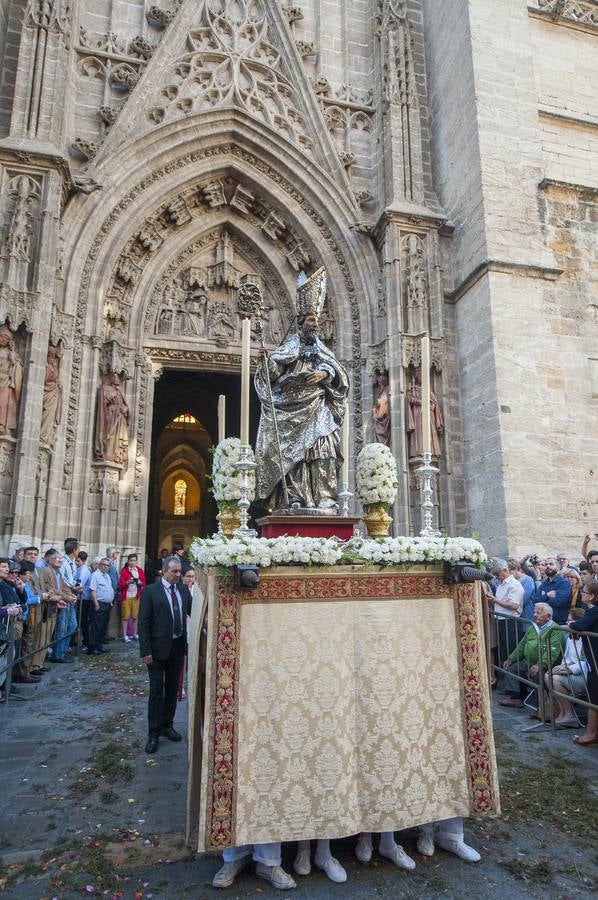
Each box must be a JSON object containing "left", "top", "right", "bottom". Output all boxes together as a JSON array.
[
  {"left": 157, "top": 309, "right": 172, "bottom": 334},
  {"left": 208, "top": 299, "right": 236, "bottom": 344},
  {"left": 406, "top": 369, "right": 444, "bottom": 457},
  {"left": 266, "top": 303, "right": 286, "bottom": 345},
  {"left": 0, "top": 325, "right": 23, "bottom": 436},
  {"left": 372, "top": 370, "right": 391, "bottom": 447},
  {"left": 40, "top": 345, "right": 63, "bottom": 447},
  {"left": 181, "top": 292, "right": 207, "bottom": 337},
  {"left": 93, "top": 372, "right": 130, "bottom": 465}
]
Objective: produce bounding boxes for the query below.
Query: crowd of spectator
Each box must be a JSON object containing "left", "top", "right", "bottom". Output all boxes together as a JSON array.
[
  {"left": 483, "top": 537, "right": 598, "bottom": 747},
  {"left": 0, "top": 538, "right": 196, "bottom": 700}
]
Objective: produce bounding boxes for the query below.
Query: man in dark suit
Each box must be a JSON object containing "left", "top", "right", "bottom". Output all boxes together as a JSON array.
[{"left": 138, "top": 555, "right": 192, "bottom": 754}]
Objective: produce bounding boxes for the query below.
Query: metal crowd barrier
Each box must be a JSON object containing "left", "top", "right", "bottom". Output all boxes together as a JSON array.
[
  {"left": 0, "top": 596, "right": 82, "bottom": 705},
  {"left": 489, "top": 610, "right": 597, "bottom": 736}
]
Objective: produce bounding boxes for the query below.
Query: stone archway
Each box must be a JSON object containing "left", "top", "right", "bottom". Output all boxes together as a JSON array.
[{"left": 53, "top": 115, "right": 379, "bottom": 553}]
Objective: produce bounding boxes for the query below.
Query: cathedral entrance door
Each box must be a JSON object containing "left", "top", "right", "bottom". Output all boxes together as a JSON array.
[{"left": 145, "top": 369, "right": 259, "bottom": 564}]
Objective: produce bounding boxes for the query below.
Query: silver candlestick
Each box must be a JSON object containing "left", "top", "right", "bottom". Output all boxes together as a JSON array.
[
  {"left": 416, "top": 451, "right": 441, "bottom": 537},
  {"left": 338, "top": 483, "right": 353, "bottom": 517},
  {"left": 234, "top": 444, "right": 257, "bottom": 537}
]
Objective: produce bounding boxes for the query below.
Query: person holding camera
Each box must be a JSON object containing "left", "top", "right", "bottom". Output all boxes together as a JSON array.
[{"left": 118, "top": 553, "right": 145, "bottom": 643}]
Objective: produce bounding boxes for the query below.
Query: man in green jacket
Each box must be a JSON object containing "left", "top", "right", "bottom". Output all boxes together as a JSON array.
[{"left": 499, "top": 602, "right": 564, "bottom": 709}]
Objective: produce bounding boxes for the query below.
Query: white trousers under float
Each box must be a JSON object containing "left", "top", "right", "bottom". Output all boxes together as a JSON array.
[{"left": 223, "top": 843, "right": 281, "bottom": 867}]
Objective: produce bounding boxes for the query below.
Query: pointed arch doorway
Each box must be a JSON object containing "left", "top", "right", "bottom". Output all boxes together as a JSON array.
[{"left": 145, "top": 369, "right": 260, "bottom": 563}]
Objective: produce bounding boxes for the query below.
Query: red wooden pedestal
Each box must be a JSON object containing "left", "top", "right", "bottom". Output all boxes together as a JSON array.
[{"left": 256, "top": 515, "right": 361, "bottom": 541}]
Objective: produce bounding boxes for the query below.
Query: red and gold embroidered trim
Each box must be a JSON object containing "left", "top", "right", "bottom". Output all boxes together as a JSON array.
[
  {"left": 455, "top": 582, "right": 499, "bottom": 814},
  {"left": 244, "top": 571, "right": 451, "bottom": 604},
  {"left": 207, "top": 578, "right": 238, "bottom": 849}
]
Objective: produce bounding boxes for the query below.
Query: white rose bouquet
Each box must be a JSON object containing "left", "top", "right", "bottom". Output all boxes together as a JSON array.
[
  {"left": 212, "top": 438, "right": 255, "bottom": 510},
  {"left": 189, "top": 533, "right": 487, "bottom": 570},
  {"left": 356, "top": 443, "right": 398, "bottom": 510}
]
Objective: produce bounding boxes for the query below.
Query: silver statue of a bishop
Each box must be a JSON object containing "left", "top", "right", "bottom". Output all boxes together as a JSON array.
[{"left": 255, "top": 268, "right": 349, "bottom": 512}]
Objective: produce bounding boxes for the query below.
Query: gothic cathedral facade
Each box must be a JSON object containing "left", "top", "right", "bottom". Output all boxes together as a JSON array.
[{"left": 0, "top": 0, "right": 596, "bottom": 557}]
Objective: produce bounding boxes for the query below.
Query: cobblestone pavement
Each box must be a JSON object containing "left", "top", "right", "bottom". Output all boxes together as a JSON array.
[{"left": 1, "top": 641, "right": 597, "bottom": 899}]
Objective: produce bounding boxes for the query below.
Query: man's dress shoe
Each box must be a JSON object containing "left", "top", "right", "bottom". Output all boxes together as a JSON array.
[{"left": 145, "top": 735, "right": 159, "bottom": 754}]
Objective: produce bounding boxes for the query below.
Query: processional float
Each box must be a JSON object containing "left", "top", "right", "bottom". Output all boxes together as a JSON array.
[{"left": 185, "top": 269, "right": 499, "bottom": 853}]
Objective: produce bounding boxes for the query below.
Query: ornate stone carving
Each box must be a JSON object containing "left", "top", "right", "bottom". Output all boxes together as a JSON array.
[
  {"left": 0, "top": 325, "right": 23, "bottom": 437},
  {"left": 40, "top": 345, "right": 63, "bottom": 447},
  {"left": 146, "top": 5, "right": 177, "bottom": 29},
  {"left": 0, "top": 285, "right": 37, "bottom": 334},
  {"left": 26, "top": 0, "right": 71, "bottom": 35},
  {"left": 202, "top": 179, "right": 227, "bottom": 208},
  {"left": 312, "top": 77, "right": 332, "bottom": 96},
  {"left": 401, "top": 336, "right": 444, "bottom": 372},
  {"left": 129, "top": 35, "right": 154, "bottom": 59},
  {"left": 296, "top": 40, "right": 316, "bottom": 57},
  {"left": 0, "top": 439, "right": 15, "bottom": 479},
  {"left": 72, "top": 175, "right": 102, "bottom": 194},
  {"left": 339, "top": 151, "right": 355, "bottom": 168},
  {"left": 36, "top": 447, "right": 51, "bottom": 500},
  {"left": 146, "top": 0, "right": 314, "bottom": 153},
  {"left": 99, "top": 339, "right": 136, "bottom": 380},
  {"left": 135, "top": 222, "right": 164, "bottom": 253},
  {"left": 99, "top": 105, "right": 119, "bottom": 126},
  {"left": 282, "top": 6, "right": 304, "bottom": 24},
  {"left": 89, "top": 466, "right": 120, "bottom": 494},
  {"left": 377, "top": 0, "right": 424, "bottom": 203},
  {"left": 93, "top": 372, "right": 130, "bottom": 465},
  {"left": 163, "top": 197, "right": 192, "bottom": 226},
  {"left": 367, "top": 341, "right": 389, "bottom": 377},
  {"left": 0, "top": 174, "right": 41, "bottom": 294},
  {"left": 535, "top": 0, "right": 598, "bottom": 28},
  {"left": 143, "top": 347, "right": 245, "bottom": 368},
  {"left": 70, "top": 138, "right": 98, "bottom": 160},
  {"left": 401, "top": 233, "right": 428, "bottom": 333},
  {"left": 50, "top": 308, "right": 74, "bottom": 349},
  {"left": 354, "top": 190, "right": 373, "bottom": 206},
  {"left": 111, "top": 65, "right": 140, "bottom": 91}
]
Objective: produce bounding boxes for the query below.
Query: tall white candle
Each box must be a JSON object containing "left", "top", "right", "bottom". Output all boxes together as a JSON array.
[
  {"left": 218, "top": 394, "right": 226, "bottom": 444},
  {"left": 421, "top": 335, "right": 431, "bottom": 456},
  {"left": 240, "top": 317, "right": 251, "bottom": 446},
  {"left": 342, "top": 403, "right": 350, "bottom": 486}
]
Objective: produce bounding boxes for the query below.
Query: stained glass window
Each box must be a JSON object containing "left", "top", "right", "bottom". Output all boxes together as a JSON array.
[
  {"left": 173, "top": 413, "right": 196, "bottom": 424},
  {"left": 174, "top": 479, "right": 187, "bottom": 516}
]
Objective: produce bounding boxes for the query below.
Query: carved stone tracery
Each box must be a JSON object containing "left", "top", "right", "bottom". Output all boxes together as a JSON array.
[
  {"left": 146, "top": 0, "right": 315, "bottom": 153},
  {"left": 401, "top": 233, "right": 428, "bottom": 333}
]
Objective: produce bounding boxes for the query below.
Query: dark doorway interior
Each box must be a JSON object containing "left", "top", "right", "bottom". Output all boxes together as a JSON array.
[{"left": 145, "top": 369, "right": 261, "bottom": 562}]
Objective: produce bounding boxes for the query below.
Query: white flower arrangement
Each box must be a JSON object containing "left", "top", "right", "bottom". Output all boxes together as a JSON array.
[
  {"left": 342, "top": 536, "right": 488, "bottom": 567},
  {"left": 355, "top": 443, "right": 399, "bottom": 509},
  {"left": 189, "top": 534, "right": 344, "bottom": 569},
  {"left": 212, "top": 438, "right": 255, "bottom": 507},
  {"left": 189, "top": 533, "right": 487, "bottom": 570}
]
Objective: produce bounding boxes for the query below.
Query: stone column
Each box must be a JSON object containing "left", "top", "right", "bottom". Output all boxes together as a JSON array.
[{"left": 0, "top": 165, "right": 63, "bottom": 552}]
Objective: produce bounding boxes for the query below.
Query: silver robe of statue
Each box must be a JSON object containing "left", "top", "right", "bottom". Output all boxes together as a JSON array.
[{"left": 255, "top": 330, "right": 349, "bottom": 510}]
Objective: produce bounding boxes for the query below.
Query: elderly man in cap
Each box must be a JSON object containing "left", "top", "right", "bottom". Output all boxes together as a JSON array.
[{"left": 499, "top": 603, "right": 564, "bottom": 711}]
